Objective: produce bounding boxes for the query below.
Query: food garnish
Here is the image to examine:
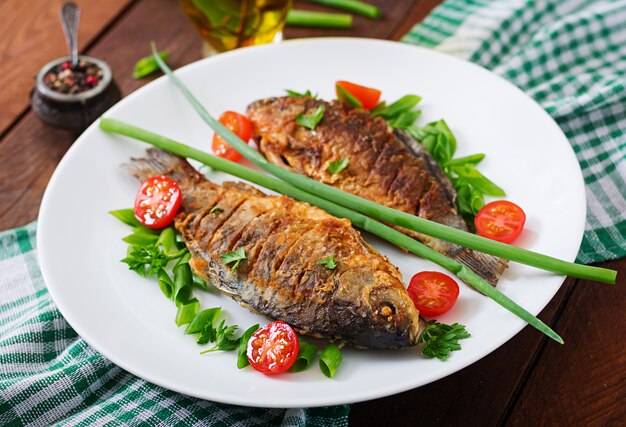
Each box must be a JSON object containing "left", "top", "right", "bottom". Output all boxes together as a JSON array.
[
  {"left": 200, "top": 320, "right": 240, "bottom": 353},
  {"left": 336, "top": 80, "right": 381, "bottom": 109},
  {"left": 327, "top": 158, "right": 349, "bottom": 174},
  {"left": 133, "top": 175, "right": 182, "bottom": 229},
  {"left": 319, "top": 343, "right": 342, "bottom": 378},
  {"left": 475, "top": 200, "right": 526, "bottom": 243},
  {"left": 237, "top": 324, "right": 260, "bottom": 369},
  {"left": 290, "top": 340, "right": 319, "bottom": 373},
  {"left": 247, "top": 321, "right": 300, "bottom": 374},
  {"left": 418, "top": 321, "right": 470, "bottom": 361},
  {"left": 408, "top": 271, "right": 460, "bottom": 317},
  {"left": 286, "top": 89, "right": 317, "bottom": 98},
  {"left": 319, "top": 255, "right": 337, "bottom": 269},
  {"left": 211, "top": 111, "right": 252, "bottom": 162},
  {"left": 310, "top": 0, "right": 380, "bottom": 19},
  {"left": 209, "top": 206, "right": 223, "bottom": 214},
  {"left": 221, "top": 247, "right": 247, "bottom": 270},
  {"left": 286, "top": 10, "right": 352, "bottom": 29},
  {"left": 296, "top": 105, "right": 325, "bottom": 130},
  {"left": 133, "top": 50, "right": 169, "bottom": 79}
]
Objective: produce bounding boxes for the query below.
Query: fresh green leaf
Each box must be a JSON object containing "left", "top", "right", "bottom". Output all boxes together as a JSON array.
[
  {"left": 209, "top": 206, "right": 223, "bottom": 214},
  {"left": 121, "top": 244, "right": 168, "bottom": 277},
  {"left": 133, "top": 50, "right": 169, "bottom": 79},
  {"left": 186, "top": 307, "right": 221, "bottom": 335},
  {"left": 327, "top": 158, "right": 349, "bottom": 175},
  {"left": 237, "top": 324, "right": 260, "bottom": 369},
  {"left": 372, "top": 95, "right": 421, "bottom": 120},
  {"left": 319, "top": 343, "right": 342, "bottom": 378},
  {"left": 443, "top": 153, "right": 485, "bottom": 167},
  {"left": 197, "top": 319, "right": 217, "bottom": 345},
  {"left": 175, "top": 299, "right": 199, "bottom": 327},
  {"left": 157, "top": 227, "right": 178, "bottom": 255},
  {"left": 296, "top": 105, "right": 325, "bottom": 130},
  {"left": 336, "top": 84, "right": 363, "bottom": 109},
  {"left": 451, "top": 165, "right": 505, "bottom": 196},
  {"left": 109, "top": 208, "right": 141, "bottom": 227},
  {"left": 192, "top": 273, "right": 209, "bottom": 290},
  {"left": 319, "top": 255, "right": 337, "bottom": 269},
  {"left": 286, "top": 89, "right": 317, "bottom": 98},
  {"left": 221, "top": 247, "right": 247, "bottom": 270},
  {"left": 369, "top": 101, "right": 387, "bottom": 115},
  {"left": 122, "top": 232, "right": 159, "bottom": 246},
  {"left": 388, "top": 109, "right": 421, "bottom": 129},
  {"left": 157, "top": 268, "right": 174, "bottom": 299},
  {"left": 200, "top": 320, "right": 240, "bottom": 353},
  {"left": 172, "top": 262, "right": 193, "bottom": 306},
  {"left": 290, "top": 340, "right": 318, "bottom": 373},
  {"left": 418, "top": 320, "right": 470, "bottom": 361}
]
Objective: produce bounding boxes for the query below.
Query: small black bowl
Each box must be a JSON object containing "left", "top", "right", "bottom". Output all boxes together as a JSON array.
[{"left": 31, "top": 56, "right": 121, "bottom": 132}]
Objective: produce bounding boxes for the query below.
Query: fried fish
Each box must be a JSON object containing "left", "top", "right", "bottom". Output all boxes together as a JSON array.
[{"left": 125, "top": 148, "right": 421, "bottom": 349}]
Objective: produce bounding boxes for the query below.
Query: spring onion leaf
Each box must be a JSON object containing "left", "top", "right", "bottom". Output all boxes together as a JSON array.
[
  {"left": 109, "top": 208, "right": 141, "bottom": 227},
  {"left": 286, "top": 10, "right": 352, "bottom": 28},
  {"left": 237, "top": 324, "right": 260, "bottom": 369},
  {"left": 157, "top": 227, "right": 178, "bottom": 255},
  {"left": 209, "top": 206, "right": 223, "bottom": 214},
  {"left": 172, "top": 262, "right": 193, "bottom": 306},
  {"left": 451, "top": 165, "right": 505, "bottom": 196},
  {"left": 296, "top": 105, "right": 325, "bottom": 130},
  {"left": 291, "top": 340, "right": 319, "bottom": 373},
  {"left": 388, "top": 109, "right": 422, "bottom": 130},
  {"left": 310, "top": 0, "right": 380, "bottom": 19},
  {"left": 192, "top": 273, "right": 209, "bottom": 290},
  {"left": 443, "top": 153, "right": 485, "bottom": 167},
  {"left": 186, "top": 307, "right": 221, "bottom": 335},
  {"left": 221, "top": 247, "right": 246, "bottom": 270},
  {"left": 336, "top": 84, "right": 363, "bottom": 109},
  {"left": 121, "top": 244, "right": 168, "bottom": 277},
  {"left": 286, "top": 89, "right": 317, "bottom": 98},
  {"left": 200, "top": 320, "right": 240, "bottom": 353},
  {"left": 327, "top": 158, "right": 349, "bottom": 174},
  {"left": 319, "top": 255, "right": 337, "bottom": 269},
  {"left": 319, "top": 343, "right": 342, "bottom": 378},
  {"left": 157, "top": 268, "right": 174, "bottom": 299},
  {"left": 122, "top": 232, "right": 159, "bottom": 246},
  {"left": 418, "top": 320, "right": 470, "bottom": 361},
  {"left": 372, "top": 95, "right": 421, "bottom": 121},
  {"left": 175, "top": 298, "right": 199, "bottom": 327},
  {"left": 133, "top": 50, "right": 169, "bottom": 79}
]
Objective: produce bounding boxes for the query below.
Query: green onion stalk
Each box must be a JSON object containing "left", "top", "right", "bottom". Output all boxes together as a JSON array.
[
  {"left": 147, "top": 43, "right": 616, "bottom": 285},
  {"left": 310, "top": 0, "right": 380, "bottom": 19},
  {"left": 99, "top": 117, "right": 564, "bottom": 343},
  {"left": 286, "top": 10, "right": 353, "bottom": 28}
]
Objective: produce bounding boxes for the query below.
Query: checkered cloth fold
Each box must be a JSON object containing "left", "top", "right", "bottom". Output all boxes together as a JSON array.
[
  {"left": 0, "top": 223, "right": 349, "bottom": 426},
  {"left": 403, "top": 0, "right": 626, "bottom": 264}
]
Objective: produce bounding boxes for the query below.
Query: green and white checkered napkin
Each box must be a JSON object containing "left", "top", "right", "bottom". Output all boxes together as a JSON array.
[
  {"left": 2, "top": 1, "right": 625, "bottom": 425},
  {"left": 0, "top": 224, "right": 349, "bottom": 426},
  {"left": 404, "top": 0, "right": 626, "bottom": 264}
]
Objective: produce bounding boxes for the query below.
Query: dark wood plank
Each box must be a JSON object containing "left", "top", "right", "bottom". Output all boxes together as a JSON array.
[
  {"left": 349, "top": 279, "right": 576, "bottom": 426},
  {"left": 506, "top": 258, "right": 626, "bottom": 426},
  {"left": 0, "top": 0, "right": 133, "bottom": 136}
]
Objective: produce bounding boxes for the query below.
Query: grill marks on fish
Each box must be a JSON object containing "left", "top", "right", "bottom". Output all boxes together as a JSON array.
[
  {"left": 124, "top": 148, "right": 421, "bottom": 349},
  {"left": 247, "top": 96, "right": 508, "bottom": 286}
]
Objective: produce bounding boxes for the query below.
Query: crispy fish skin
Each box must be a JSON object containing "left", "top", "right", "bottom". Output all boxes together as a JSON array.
[
  {"left": 247, "top": 96, "right": 508, "bottom": 286},
  {"left": 124, "top": 148, "right": 421, "bottom": 349}
]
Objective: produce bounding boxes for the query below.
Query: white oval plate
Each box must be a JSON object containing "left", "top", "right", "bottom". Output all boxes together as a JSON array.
[{"left": 38, "top": 38, "right": 585, "bottom": 408}]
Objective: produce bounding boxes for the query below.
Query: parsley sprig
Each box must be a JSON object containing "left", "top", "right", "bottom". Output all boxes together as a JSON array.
[
  {"left": 121, "top": 244, "right": 169, "bottom": 277},
  {"left": 327, "top": 158, "right": 349, "bottom": 174},
  {"left": 199, "top": 320, "right": 240, "bottom": 353},
  {"left": 296, "top": 105, "right": 325, "bottom": 130},
  {"left": 319, "top": 255, "right": 337, "bottom": 269},
  {"left": 221, "top": 247, "right": 247, "bottom": 270},
  {"left": 418, "top": 320, "right": 470, "bottom": 361}
]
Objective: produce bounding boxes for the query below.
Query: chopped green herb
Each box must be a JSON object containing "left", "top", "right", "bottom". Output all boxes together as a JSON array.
[
  {"left": 286, "top": 89, "right": 317, "bottom": 98},
  {"left": 186, "top": 307, "right": 221, "bottom": 335},
  {"left": 221, "top": 247, "right": 247, "bottom": 270},
  {"left": 418, "top": 320, "right": 470, "bottom": 361},
  {"left": 175, "top": 299, "right": 199, "bottom": 327},
  {"left": 200, "top": 320, "right": 240, "bottom": 353},
  {"left": 157, "top": 268, "right": 174, "bottom": 299},
  {"left": 327, "top": 158, "right": 349, "bottom": 174},
  {"left": 209, "top": 206, "right": 223, "bottom": 214},
  {"left": 133, "top": 50, "right": 169, "bottom": 79},
  {"left": 310, "top": 0, "right": 380, "bottom": 19},
  {"left": 121, "top": 244, "right": 168, "bottom": 278},
  {"left": 319, "top": 255, "right": 337, "bottom": 269},
  {"left": 336, "top": 84, "right": 363, "bottom": 109},
  {"left": 319, "top": 343, "right": 342, "bottom": 378},
  {"left": 296, "top": 105, "right": 325, "bottom": 130},
  {"left": 237, "top": 324, "right": 260, "bottom": 369},
  {"left": 172, "top": 262, "right": 193, "bottom": 306},
  {"left": 109, "top": 208, "right": 141, "bottom": 227},
  {"left": 122, "top": 232, "right": 159, "bottom": 246},
  {"left": 372, "top": 95, "right": 421, "bottom": 121},
  {"left": 290, "top": 340, "right": 318, "bottom": 373}
]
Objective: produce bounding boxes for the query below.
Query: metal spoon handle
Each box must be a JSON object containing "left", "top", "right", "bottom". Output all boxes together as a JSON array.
[{"left": 60, "top": 2, "right": 80, "bottom": 66}]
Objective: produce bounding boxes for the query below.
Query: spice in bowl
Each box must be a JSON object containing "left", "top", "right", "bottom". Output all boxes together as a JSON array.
[{"left": 43, "top": 59, "right": 104, "bottom": 94}]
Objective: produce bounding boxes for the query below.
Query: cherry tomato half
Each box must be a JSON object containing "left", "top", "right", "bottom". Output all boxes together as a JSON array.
[
  {"left": 336, "top": 80, "right": 382, "bottom": 110},
  {"left": 407, "top": 271, "right": 460, "bottom": 317},
  {"left": 133, "top": 176, "right": 182, "bottom": 229},
  {"left": 247, "top": 321, "right": 299, "bottom": 374},
  {"left": 211, "top": 111, "right": 253, "bottom": 162},
  {"left": 475, "top": 200, "right": 526, "bottom": 243}
]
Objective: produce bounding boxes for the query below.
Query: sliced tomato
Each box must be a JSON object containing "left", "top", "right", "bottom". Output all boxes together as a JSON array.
[
  {"left": 247, "top": 321, "right": 299, "bottom": 374},
  {"left": 133, "top": 176, "right": 182, "bottom": 229},
  {"left": 407, "top": 271, "right": 459, "bottom": 317},
  {"left": 336, "top": 80, "right": 382, "bottom": 110},
  {"left": 211, "top": 111, "right": 253, "bottom": 162},
  {"left": 475, "top": 200, "right": 526, "bottom": 243}
]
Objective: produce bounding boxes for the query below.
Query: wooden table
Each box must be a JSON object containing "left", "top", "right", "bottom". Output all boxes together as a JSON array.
[{"left": 1, "top": 1, "right": 623, "bottom": 425}]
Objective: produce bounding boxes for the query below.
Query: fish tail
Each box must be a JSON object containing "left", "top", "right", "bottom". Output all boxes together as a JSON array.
[
  {"left": 452, "top": 247, "right": 508, "bottom": 287},
  {"left": 123, "top": 148, "right": 201, "bottom": 189}
]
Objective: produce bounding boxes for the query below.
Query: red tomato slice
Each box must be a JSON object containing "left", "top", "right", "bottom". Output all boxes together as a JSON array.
[
  {"left": 336, "top": 80, "right": 382, "bottom": 109},
  {"left": 407, "top": 271, "right": 460, "bottom": 317},
  {"left": 247, "top": 321, "right": 299, "bottom": 374},
  {"left": 475, "top": 200, "right": 526, "bottom": 243},
  {"left": 133, "top": 176, "right": 182, "bottom": 229},
  {"left": 211, "top": 111, "right": 253, "bottom": 162}
]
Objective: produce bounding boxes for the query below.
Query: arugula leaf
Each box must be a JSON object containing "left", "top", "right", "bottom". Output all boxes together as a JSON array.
[
  {"left": 200, "top": 320, "right": 240, "bottom": 353},
  {"left": 121, "top": 244, "right": 168, "bottom": 277},
  {"left": 133, "top": 50, "right": 169, "bottom": 79},
  {"left": 296, "top": 105, "right": 325, "bottom": 130},
  {"left": 319, "top": 255, "right": 337, "bottom": 269},
  {"left": 327, "top": 158, "right": 349, "bottom": 174},
  {"left": 418, "top": 320, "right": 470, "bottom": 361},
  {"left": 336, "top": 84, "right": 363, "bottom": 109},
  {"left": 209, "top": 206, "right": 223, "bottom": 214},
  {"left": 221, "top": 247, "right": 247, "bottom": 270},
  {"left": 237, "top": 324, "right": 260, "bottom": 369},
  {"left": 286, "top": 89, "right": 317, "bottom": 98}
]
